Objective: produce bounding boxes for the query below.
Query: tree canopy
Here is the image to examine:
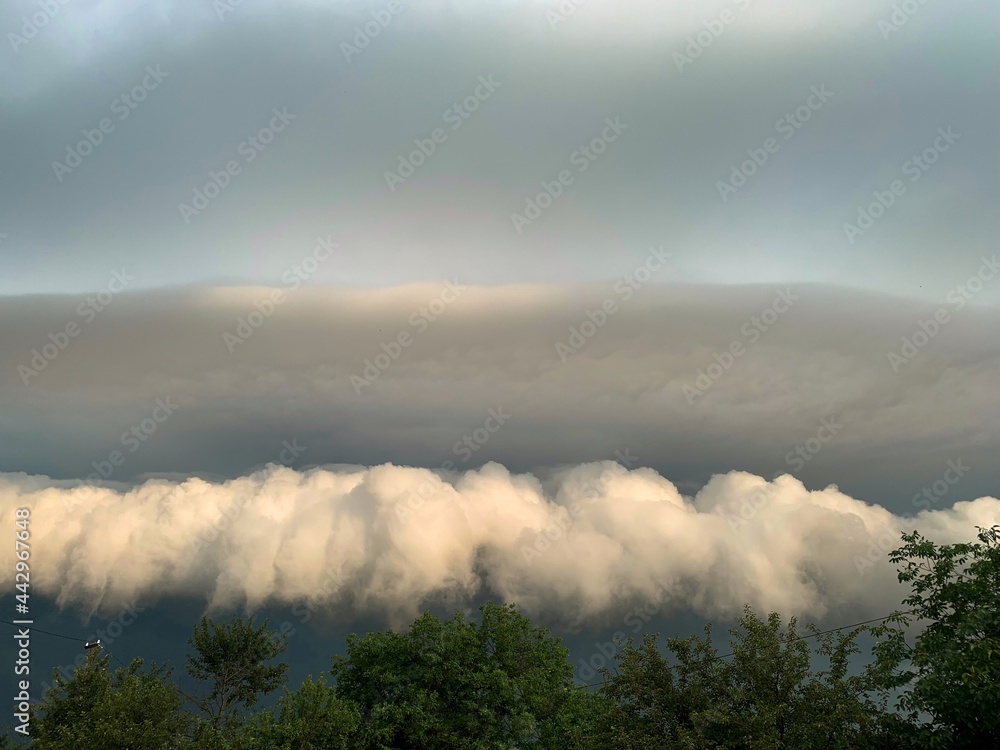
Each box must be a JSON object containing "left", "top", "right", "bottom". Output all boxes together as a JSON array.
[
  {"left": 871, "top": 525, "right": 1000, "bottom": 749},
  {"left": 9, "top": 524, "right": 998, "bottom": 749}
]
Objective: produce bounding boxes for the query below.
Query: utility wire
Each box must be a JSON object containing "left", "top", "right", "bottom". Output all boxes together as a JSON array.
[
  {"left": 569, "top": 608, "right": 922, "bottom": 744},
  {"left": 3, "top": 608, "right": 920, "bottom": 689},
  {"left": 575, "top": 608, "right": 918, "bottom": 690},
  {"left": 1, "top": 617, "right": 130, "bottom": 668},
  {"left": 103, "top": 649, "right": 130, "bottom": 669},
  {"left": 0, "top": 618, "right": 86, "bottom": 643},
  {"left": 712, "top": 609, "right": 918, "bottom": 663}
]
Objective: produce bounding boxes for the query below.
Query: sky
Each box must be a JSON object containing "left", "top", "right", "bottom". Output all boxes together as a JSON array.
[{"left": 0, "top": 0, "right": 998, "bottom": 702}]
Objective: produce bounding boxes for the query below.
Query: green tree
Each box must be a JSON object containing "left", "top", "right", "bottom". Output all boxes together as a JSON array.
[
  {"left": 871, "top": 525, "right": 1000, "bottom": 749},
  {"left": 30, "top": 649, "right": 189, "bottom": 750},
  {"left": 0, "top": 724, "right": 25, "bottom": 750},
  {"left": 252, "top": 674, "right": 362, "bottom": 750},
  {"left": 598, "top": 606, "right": 895, "bottom": 749},
  {"left": 184, "top": 614, "right": 289, "bottom": 741},
  {"left": 595, "top": 626, "right": 722, "bottom": 749},
  {"left": 330, "top": 602, "right": 586, "bottom": 748},
  {"left": 545, "top": 686, "right": 614, "bottom": 750}
]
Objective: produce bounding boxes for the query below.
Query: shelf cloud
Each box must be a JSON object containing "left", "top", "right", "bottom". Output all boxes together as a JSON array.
[{"left": 3, "top": 460, "right": 996, "bottom": 627}]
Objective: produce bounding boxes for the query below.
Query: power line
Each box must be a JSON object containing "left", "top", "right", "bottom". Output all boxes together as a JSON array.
[
  {"left": 0, "top": 618, "right": 86, "bottom": 643},
  {"left": 0, "top": 618, "right": 129, "bottom": 667},
  {"left": 569, "top": 609, "right": 922, "bottom": 744},
  {"left": 575, "top": 608, "right": 917, "bottom": 690},
  {"left": 104, "top": 648, "right": 130, "bottom": 669},
  {"left": 4, "top": 605, "right": 920, "bottom": 682},
  {"left": 3, "top": 607, "right": 921, "bottom": 694},
  {"left": 712, "top": 609, "right": 918, "bottom": 662}
]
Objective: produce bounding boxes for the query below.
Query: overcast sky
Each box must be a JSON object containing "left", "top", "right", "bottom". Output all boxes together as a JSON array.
[
  {"left": 0, "top": 0, "right": 998, "bottom": 687},
  {"left": 1, "top": 0, "right": 997, "bottom": 299}
]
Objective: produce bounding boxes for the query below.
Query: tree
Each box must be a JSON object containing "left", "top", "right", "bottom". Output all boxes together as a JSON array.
[
  {"left": 537, "top": 686, "right": 613, "bottom": 750},
  {"left": 598, "top": 606, "right": 895, "bottom": 749},
  {"left": 184, "top": 614, "right": 290, "bottom": 739},
  {"left": 30, "top": 649, "right": 189, "bottom": 750},
  {"left": 595, "top": 626, "right": 721, "bottom": 749},
  {"left": 871, "top": 525, "right": 1000, "bottom": 749},
  {"left": 330, "top": 602, "right": 587, "bottom": 748},
  {"left": 253, "top": 674, "right": 362, "bottom": 750},
  {"left": 0, "top": 725, "right": 18, "bottom": 749}
]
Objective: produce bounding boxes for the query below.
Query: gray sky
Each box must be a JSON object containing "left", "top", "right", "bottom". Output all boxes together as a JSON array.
[
  {"left": 1, "top": 0, "right": 997, "bottom": 300},
  {"left": 0, "top": 0, "right": 997, "bottom": 650}
]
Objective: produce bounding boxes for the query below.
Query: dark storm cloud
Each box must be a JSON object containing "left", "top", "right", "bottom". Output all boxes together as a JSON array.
[{"left": 1, "top": 280, "right": 997, "bottom": 511}]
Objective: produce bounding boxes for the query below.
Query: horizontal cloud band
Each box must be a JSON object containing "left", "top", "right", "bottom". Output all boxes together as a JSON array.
[{"left": 2, "top": 462, "right": 996, "bottom": 626}]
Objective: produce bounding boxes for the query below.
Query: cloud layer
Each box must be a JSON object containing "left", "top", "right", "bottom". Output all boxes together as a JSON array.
[
  {"left": 3, "top": 461, "right": 997, "bottom": 628},
  {"left": 2, "top": 281, "right": 997, "bottom": 509}
]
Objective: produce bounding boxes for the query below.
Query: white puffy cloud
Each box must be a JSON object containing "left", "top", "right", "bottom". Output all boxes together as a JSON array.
[{"left": 3, "top": 461, "right": 995, "bottom": 627}]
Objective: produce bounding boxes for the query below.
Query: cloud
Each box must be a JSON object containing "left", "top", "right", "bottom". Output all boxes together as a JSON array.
[
  {"left": 1, "top": 0, "right": 995, "bottom": 302},
  {"left": 2, "top": 461, "right": 996, "bottom": 628},
  {"left": 1, "top": 282, "right": 998, "bottom": 509}
]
